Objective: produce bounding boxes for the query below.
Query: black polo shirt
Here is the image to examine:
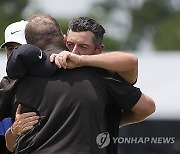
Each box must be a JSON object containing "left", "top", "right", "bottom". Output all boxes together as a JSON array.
[{"left": 13, "top": 67, "right": 141, "bottom": 154}]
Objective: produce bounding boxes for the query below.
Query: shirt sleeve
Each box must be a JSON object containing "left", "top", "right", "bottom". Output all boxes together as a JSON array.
[
  {"left": 0, "top": 76, "right": 17, "bottom": 121},
  {"left": 105, "top": 73, "right": 142, "bottom": 111}
]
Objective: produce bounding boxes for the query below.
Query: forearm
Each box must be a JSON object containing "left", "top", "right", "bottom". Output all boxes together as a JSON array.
[
  {"left": 80, "top": 52, "right": 138, "bottom": 84},
  {"left": 51, "top": 51, "right": 138, "bottom": 84},
  {"left": 5, "top": 127, "right": 18, "bottom": 152},
  {"left": 120, "top": 94, "right": 156, "bottom": 127},
  {"left": 119, "top": 111, "right": 147, "bottom": 127},
  {"left": 4, "top": 104, "right": 40, "bottom": 152}
]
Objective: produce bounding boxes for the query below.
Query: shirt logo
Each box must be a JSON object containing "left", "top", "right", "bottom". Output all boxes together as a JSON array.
[
  {"left": 11, "top": 30, "right": 21, "bottom": 35},
  {"left": 38, "top": 50, "right": 43, "bottom": 59}
]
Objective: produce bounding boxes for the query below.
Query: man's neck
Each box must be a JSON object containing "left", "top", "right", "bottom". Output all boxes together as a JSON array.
[{"left": 43, "top": 44, "right": 68, "bottom": 54}]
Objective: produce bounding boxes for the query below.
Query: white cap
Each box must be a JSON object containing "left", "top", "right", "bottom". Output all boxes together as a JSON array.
[{"left": 1, "top": 20, "right": 28, "bottom": 48}]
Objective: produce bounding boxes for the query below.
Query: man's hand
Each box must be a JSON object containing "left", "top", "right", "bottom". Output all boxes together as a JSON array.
[
  {"left": 11, "top": 104, "right": 39, "bottom": 136},
  {"left": 50, "top": 51, "right": 81, "bottom": 69}
]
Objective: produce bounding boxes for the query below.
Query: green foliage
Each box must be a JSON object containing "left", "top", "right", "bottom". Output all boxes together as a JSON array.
[
  {"left": 133, "top": 0, "right": 172, "bottom": 26},
  {"left": 103, "top": 36, "right": 121, "bottom": 51},
  {"left": 126, "top": 0, "right": 176, "bottom": 50},
  {"left": 155, "top": 13, "right": 180, "bottom": 51},
  {"left": 90, "top": 0, "right": 180, "bottom": 51},
  {"left": 126, "top": 0, "right": 180, "bottom": 51},
  {"left": 1, "top": 0, "right": 180, "bottom": 51},
  {"left": 57, "top": 18, "right": 69, "bottom": 35},
  {"left": 95, "top": 1, "right": 118, "bottom": 13}
]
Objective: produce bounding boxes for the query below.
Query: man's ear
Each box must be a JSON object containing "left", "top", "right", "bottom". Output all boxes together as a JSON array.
[
  {"left": 95, "top": 44, "right": 104, "bottom": 54},
  {"left": 63, "top": 34, "right": 67, "bottom": 44}
]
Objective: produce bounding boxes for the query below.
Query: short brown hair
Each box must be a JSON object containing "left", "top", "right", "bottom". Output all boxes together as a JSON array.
[
  {"left": 25, "top": 13, "right": 64, "bottom": 50},
  {"left": 68, "top": 17, "right": 105, "bottom": 48}
]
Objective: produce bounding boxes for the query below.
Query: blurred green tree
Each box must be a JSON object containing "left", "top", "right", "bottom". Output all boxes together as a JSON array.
[
  {"left": 87, "top": 0, "right": 122, "bottom": 51},
  {"left": 129, "top": 0, "right": 180, "bottom": 51},
  {"left": 2, "top": 0, "right": 180, "bottom": 51},
  {"left": 154, "top": 13, "right": 180, "bottom": 50},
  {"left": 89, "top": 0, "right": 180, "bottom": 51}
]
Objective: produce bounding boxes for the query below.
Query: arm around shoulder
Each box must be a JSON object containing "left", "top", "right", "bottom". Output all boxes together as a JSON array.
[
  {"left": 5, "top": 127, "right": 18, "bottom": 152},
  {"left": 120, "top": 94, "right": 156, "bottom": 127},
  {"left": 80, "top": 51, "right": 138, "bottom": 84},
  {"left": 131, "top": 94, "right": 156, "bottom": 116}
]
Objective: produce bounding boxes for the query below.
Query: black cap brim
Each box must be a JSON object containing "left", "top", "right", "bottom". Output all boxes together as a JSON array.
[
  {"left": 29, "top": 57, "right": 57, "bottom": 77},
  {"left": 6, "top": 44, "right": 57, "bottom": 79}
]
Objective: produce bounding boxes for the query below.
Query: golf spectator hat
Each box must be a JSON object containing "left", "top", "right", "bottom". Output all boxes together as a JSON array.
[{"left": 1, "top": 20, "right": 27, "bottom": 48}]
